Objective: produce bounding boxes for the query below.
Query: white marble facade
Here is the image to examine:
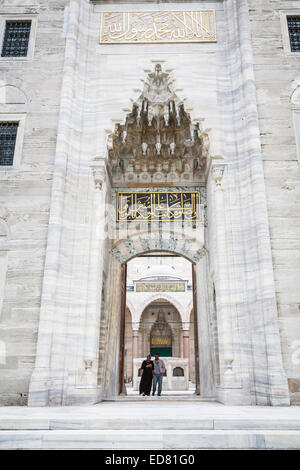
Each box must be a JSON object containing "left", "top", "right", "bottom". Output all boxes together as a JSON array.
[{"left": 0, "top": 0, "right": 299, "bottom": 408}]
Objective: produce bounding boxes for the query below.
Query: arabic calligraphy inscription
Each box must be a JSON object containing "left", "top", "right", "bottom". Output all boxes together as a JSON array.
[
  {"left": 117, "top": 192, "right": 201, "bottom": 222},
  {"left": 100, "top": 10, "right": 217, "bottom": 44},
  {"left": 136, "top": 282, "right": 186, "bottom": 292}
]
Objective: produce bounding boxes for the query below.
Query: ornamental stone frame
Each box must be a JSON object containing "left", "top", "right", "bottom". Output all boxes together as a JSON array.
[{"left": 28, "top": 0, "right": 290, "bottom": 407}]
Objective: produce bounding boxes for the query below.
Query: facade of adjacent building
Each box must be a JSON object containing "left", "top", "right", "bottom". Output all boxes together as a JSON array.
[{"left": 0, "top": 0, "right": 300, "bottom": 407}]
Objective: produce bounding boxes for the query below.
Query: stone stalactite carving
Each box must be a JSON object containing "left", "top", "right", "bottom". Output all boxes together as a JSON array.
[{"left": 107, "top": 64, "right": 209, "bottom": 184}]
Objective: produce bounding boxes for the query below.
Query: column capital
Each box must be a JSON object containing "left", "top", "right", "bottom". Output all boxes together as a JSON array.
[
  {"left": 182, "top": 322, "right": 190, "bottom": 332},
  {"left": 211, "top": 163, "right": 227, "bottom": 187},
  {"left": 90, "top": 156, "right": 109, "bottom": 191},
  {"left": 132, "top": 322, "right": 140, "bottom": 332}
]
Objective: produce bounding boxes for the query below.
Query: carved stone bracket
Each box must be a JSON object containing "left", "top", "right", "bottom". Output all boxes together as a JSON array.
[{"left": 91, "top": 156, "right": 108, "bottom": 191}]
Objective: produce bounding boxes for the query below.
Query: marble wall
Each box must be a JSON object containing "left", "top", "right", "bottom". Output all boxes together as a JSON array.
[
  {"left": 0, "top": 0, "right": 67, "bottom": 405},
  {"left": 248, "top": 0, "right": 300, "bottom": 405},
  {"left": 0, "top": 0, "right": 298, "bottom": 406}
]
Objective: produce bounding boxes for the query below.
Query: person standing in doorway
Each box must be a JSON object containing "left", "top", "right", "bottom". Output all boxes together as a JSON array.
[
  {"left": 139, "top": 354, "right": 154, "bottom": 396},
  {"left": 152, "top": 352, "right": 166, "bottom": 396}
]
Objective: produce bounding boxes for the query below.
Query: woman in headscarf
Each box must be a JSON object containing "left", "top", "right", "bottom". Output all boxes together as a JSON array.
[{"left": 139, "top": 354, "right": 154, "bottom": 396}]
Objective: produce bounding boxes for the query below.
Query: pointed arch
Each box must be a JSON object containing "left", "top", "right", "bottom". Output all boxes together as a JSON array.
[{"left": 137, "top": 293, "right": 186, "bottom": 324}]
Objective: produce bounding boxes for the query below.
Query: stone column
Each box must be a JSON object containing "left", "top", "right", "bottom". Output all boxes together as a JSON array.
[
  {"left": 194, "top": 255, "right": 216, "bottom": 398},
  {"left": 182, "top": 328, "right": 190, "bottom": 380},
  {"left": 211, "top": 163, "right": 237, "bottom": 395},
  {"left": 182, "top": 330, "right": 190, "bottom": 359},
  {"left": 132, "top": 330, "right": 139, "bottom": 366},
  {"left": 211, "top": 163, "right": 247, "bottom": 405}
]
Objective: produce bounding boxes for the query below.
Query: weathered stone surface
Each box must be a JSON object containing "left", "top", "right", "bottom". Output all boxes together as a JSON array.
[
  {"left": 1, "top": 402, "right": 300, "bottom": 449},
  {"left": 288, "top": 379, "right": 300, "bottom": 393},
  {"left": 0, "top": 0, "right": 67, "bottom": 405},
  {"left": 249, "top": 0, "right": 300, "bottom": 401},
  {"left": 0, "top": 0, "right": 298, "bottom": 408}
]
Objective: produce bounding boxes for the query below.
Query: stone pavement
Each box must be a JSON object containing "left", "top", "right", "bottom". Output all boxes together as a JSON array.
[{"left": 0, "top": 401, "right": 300, "bottom": 449}]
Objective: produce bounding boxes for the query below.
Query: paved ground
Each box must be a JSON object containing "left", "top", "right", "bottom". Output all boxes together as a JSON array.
[
  {"left": 0, "top": 400, "right": 299, "bottom": 420},
  {"left": 0, "top": 401, "right": 300, "bottom": 449}
]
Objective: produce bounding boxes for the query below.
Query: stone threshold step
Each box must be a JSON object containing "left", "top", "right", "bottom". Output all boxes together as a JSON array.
[
  {"left": 1, "top": 430, "right": 300, "bottom": 450},
  {"left": 105, "top": 396, "right": 216, "bottom": 402},
  {"left": 2, "top": 418, "right": 300, "bottom": 431}
]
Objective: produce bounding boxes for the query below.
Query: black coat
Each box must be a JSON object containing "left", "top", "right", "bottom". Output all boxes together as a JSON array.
[{"left": 139, "top": 360, "right": 154, "bottom": 395}]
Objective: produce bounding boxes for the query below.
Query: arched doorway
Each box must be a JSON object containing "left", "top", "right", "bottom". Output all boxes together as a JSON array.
[
  {"left": 124, "top": 296, "right": 194, "bottom": 393},
  {"left": 150, "top": 308, "right": 174, "bottom": 357},
  {"left": 134, "top": 299, "right": 183, "bottom": 359},
  {"left": 103, "top": 250, "right": 205, "bottom": 396}
]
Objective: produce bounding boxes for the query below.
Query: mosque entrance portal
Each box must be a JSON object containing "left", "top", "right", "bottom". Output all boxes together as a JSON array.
[
  {"left": 120, "top": 252, "right": 199, "bottom": 396},
  {"left": 97, "top": 64, "right": 217, "bottom": 401}
]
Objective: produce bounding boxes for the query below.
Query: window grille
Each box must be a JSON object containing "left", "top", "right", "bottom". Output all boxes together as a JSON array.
[
  {"left": 0, "top": 122, "right": 18, "bottom": 165},
  {"left": 1, "top": 21, "right": 31, "bottom": 57},
  {"left": 287, "top": 16, "right": 300, "bottom": 52}
]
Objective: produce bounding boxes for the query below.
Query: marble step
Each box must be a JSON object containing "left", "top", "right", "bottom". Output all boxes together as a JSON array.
[
  {"left": 108, "top": 396, "right": 215, "bottom": 402},
  {"left": 1, "top": 429, "right": 300, "bottom": 450},
  {"left": 1, "top": 416, "right": 300, "bottom": 431},
  {"left": 2, "top": 402, "right": 300, "bottom": 449}
]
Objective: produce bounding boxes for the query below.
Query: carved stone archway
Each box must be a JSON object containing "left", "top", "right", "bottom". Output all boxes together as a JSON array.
[
  {"left": 111, "top": 231, "right": 206, "bottom": 265},
  {"left": 100, "top": 236, "right": 216, "bottom": 399}
]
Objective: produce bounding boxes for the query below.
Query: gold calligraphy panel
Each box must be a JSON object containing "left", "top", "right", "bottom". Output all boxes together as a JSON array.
[
  {"left": 151, "top": 337, "right": 172, "bottom": 346},
  {"left": 117, "top": 192, "right": 201, "bottom": 222},
  {"left": 136, "top": 282, "right": 185, "bottom": 293},
  {"left": 100, "top": 10, "right": 217, "bottom": 44}
]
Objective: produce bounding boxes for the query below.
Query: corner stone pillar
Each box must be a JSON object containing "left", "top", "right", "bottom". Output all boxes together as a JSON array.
[{"left": 211, "top": 163, "right": 242, "bottom": 403}]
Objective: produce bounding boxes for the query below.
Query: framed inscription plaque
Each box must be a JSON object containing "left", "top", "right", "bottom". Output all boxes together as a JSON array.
[
  {"left": 116, "top": 191, "right": 201, "bottom": 222},
  {"left": 100, "top": 10, "right": 217, "bottom": 44},
  {"left": 135, "top": 282, "right": 186, "bottom": 292}
]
